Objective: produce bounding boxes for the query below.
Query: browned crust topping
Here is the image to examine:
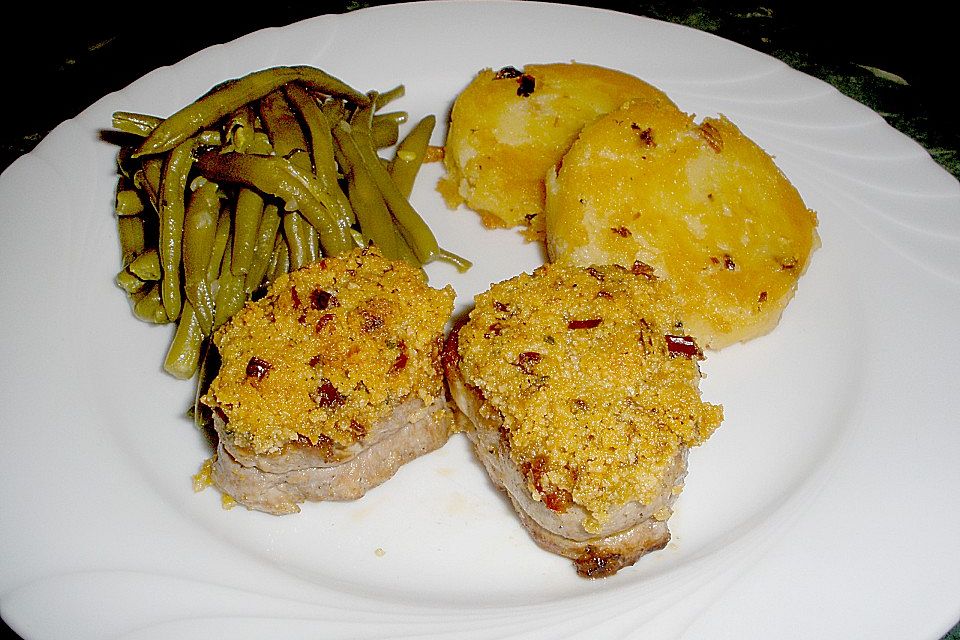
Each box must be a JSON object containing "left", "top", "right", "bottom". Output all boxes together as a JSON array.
[
  {"left": 455, "top": 262, "right": 722, "bottom": 533},
  {"left": 574, "top": 546, "right": 628, "bottom": 579},
  {"left": 203, "top": 247, "right": 455, "bottom": 455}
]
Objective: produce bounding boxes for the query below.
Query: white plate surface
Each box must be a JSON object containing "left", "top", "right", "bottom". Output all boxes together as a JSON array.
[{"left": 1, "top": 2, "right": 958, "bottom": 639}]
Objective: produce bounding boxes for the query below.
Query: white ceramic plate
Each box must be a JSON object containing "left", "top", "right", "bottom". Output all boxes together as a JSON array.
[{"left": 1, "top": 2, "right": 958, "bottom": 638}]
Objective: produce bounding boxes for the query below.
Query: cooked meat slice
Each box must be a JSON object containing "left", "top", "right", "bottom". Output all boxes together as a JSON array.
[
  {"left": 212, "top": 396, "right": 452, "bottom": 515},
  {"left": 448, "top": 365, "right": 684, "bottom": 576},
  {"left": 201, "top": 246, "right": 455, "bottom": 514},
  {"left": 444, "top": 262, "right": 722, "bottom": 576}
]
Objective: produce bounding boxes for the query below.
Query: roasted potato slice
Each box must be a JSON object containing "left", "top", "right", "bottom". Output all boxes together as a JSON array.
[
  {"left": 545, "top": 99, "right": 819, "bottom": 349},
  {"left": 438, "top": 62, "right": 676, "bottom": 235}
]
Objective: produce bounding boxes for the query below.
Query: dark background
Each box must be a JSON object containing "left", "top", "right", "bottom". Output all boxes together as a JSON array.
[
  {"left": 1, "top": 2, "right": 957, "bottom": 639},
  {"left": 1, "top": 1, "right": 956, "bottom": 177}
]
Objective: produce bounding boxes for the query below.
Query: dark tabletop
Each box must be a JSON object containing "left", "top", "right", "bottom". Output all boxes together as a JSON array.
[
  {"left": 2, "top": 0, "right": 958, "bottom": 179},
  {"left": 1, "top": 2, "right": 957, "bottom": 638}
]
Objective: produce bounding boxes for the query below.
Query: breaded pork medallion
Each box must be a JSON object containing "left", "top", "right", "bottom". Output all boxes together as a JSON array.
[
  {"left": 202, "top": 247, "right": 455, "bottom": 515},
  {"left": 444, "top": 262, "right": 722, "bottom": 577}
]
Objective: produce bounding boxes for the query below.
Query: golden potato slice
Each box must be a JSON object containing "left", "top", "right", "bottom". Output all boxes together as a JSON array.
[
  {"left": 437, "top": 62, "right": 677, "bottom": 235},
  {"left": 545, "top": 99, "right": 819, "bottom": 349}
]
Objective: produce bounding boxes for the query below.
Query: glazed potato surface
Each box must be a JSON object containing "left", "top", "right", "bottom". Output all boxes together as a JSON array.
[
  {"left": 438, "top": 62, "right": 676, "bottom": 233},
  {"left": 545, "top": 99, "right": 819, "bottom": 349}
]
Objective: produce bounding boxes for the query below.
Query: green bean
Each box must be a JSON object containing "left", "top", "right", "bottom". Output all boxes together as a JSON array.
[
  {"left": 223, "top": 105, "right": 270, "bottom": 276},
  {"left": 112, "top": 111, "right": 164, "bottom": 136},
  {"left": 344, "top": 156, "right": 407, "bottom": 262},
  {"left": 114, "top": 112, "right": 215, "bottom": 143},
  {"left": 192, "top": 341, "right": 219, "bottom": 429},
  {"left": 117, "top": 215, "right": 146, "bottom": 266},
  {"left": 259, "top": 89, "right": 321, "bottom": 265},
  {"left": 320, "top": 97, "right": 348, "bottom": 127},
  {"left": 164, "top": 300, "right": 205, "bottom": 379},
  {"left": 128, "top": 248, "right": 161, "bottom": 281},
  {"left": 341, "top": 117, "right": 471, "bottom": 271},
  {"left": 348, "top": 228, "right": 365, "bottom": 247},
  {"left": 259, "top": 90, "right": 309, "bottom": 159},
  {"left": 116, "top": 189, "right": 145, "bottom": 216},
  {"left": 282, "top": 211, "right": 319, "bottom": 269},
  {"left": 158, "top": 138, "right": 196, "bottom": 320},
  {"left": 331, "top": 109, "right": 416, "bottom": 265},
  {"left": 284, "top": 82, "right": 356, "bottom": 226},
  {"left": 231, "top": 187, "right": 265, "bottom": 276},
  {"left": 207, "top": 205, "right": 233, "bottom": 292},
  {"left": 135, "top": 156, "right": 164, "bottom": 213},
  {"left": 436, "top": 248, "right": 472, "bottom": 272},
  {"left": 285, "top": 85, "right": 336, "bottom": 174},
  {"left": 244, "top": 203, "right": 282, "bottom": 294},
  {"left": 370, "top": 117, "right": 400, "bottom": 149},
  {"left": 223, "top": 104, "right": 257, "bottom": 152},
  {"left": 116, "top": 269, "right": 147, "bottom": 295},
  {"left": 134, "top": 66, "right": 370, "bottom": 158},
  {"left": 374, "top": 84, "right": 405, "bottom": 110},
  {"left": 303, "top": 218, "right": 320, "bottom": 265},
  {"left": 332, "top": 118, "right": 440, "bottom": 264},
  {"left": 334, "top": 131, "right": 413, "bottom": 264},
  {"left": 389, "top": 114, "right": 436, "bottom": 198},
  {"left": 112, "top": 110, "right": 222, "bottom": 146},
  {"left": 268, "top": 231, "right": 291, "bottom": 284},
  {"left": 133, "top": 284, "right": 168, "bottom": 323},
  {"left": 194, "top": 150, "right": 354, "bottom": 256},
  {"left": 210, "top": 202, "right": 245, "bottom": 329},
  {"left": 182, "top": 179, "right": 220, "bottom": 334},
  {"left": 200, "top": 131, "right": 223, "bottom": 146},
  {"left": 373, "top": 111, "right": 408, "bottom": 125},
  {"left": 214, "top": 235, "right": 246, "bottom": 329}
]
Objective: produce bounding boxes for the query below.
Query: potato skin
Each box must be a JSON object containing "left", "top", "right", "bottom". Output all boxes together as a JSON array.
[
  {"left": 438, "top": 62, "right": 675, "bottom": 234},
  {"left": 545, "top": 99, "right": 819, "bottom": 349}
]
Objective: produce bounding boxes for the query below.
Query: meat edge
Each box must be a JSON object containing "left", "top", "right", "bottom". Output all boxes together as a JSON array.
[
  {"left": 445, "top": 335, "right": 687, "bottom": 577},
  {"left": 211, "top": 396, "right": 453, "bottom": 515}
]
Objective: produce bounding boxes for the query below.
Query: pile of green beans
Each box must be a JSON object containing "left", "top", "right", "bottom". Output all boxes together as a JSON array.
[{"left": 112, "top": 65, "right": 469, "bottom": 380}]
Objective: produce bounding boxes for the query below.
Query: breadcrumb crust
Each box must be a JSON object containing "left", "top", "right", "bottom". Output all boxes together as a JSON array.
[
  {"left": 456, "top": 262, "right": 722, "bottom": 532},
  {"left": 203, "top": 247, "right": 455, "bottom": 455}
]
